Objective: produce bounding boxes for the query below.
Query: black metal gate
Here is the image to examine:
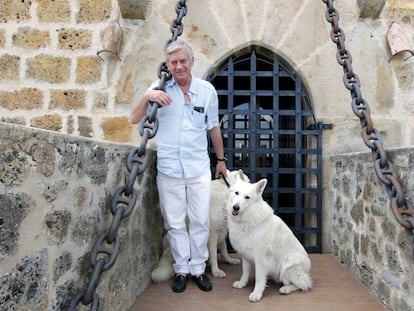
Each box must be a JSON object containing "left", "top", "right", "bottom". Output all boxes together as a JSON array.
[{"left": 208, "top": 46, "right": 323, "bottom": 253}]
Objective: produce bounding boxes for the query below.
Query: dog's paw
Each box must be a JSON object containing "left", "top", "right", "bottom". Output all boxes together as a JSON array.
[
  {"left": 279, "top": 284, "right": 299, "bottom": 295},
  {"left": 233, "top": 280, "right": 247, "bottom": 288},
  {"left": 225, "top": 257, "right": 241, "bottom": 265},
  {"left": 211, "top": 269, "right": 226, "bottom": 278},
  {"left": 248, "top": 291, "right": 263, "bottom": 302}
]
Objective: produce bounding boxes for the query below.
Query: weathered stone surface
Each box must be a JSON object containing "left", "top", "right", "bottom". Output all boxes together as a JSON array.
[
  {"left": 30, "top": 141, "right": 56, "bottom": 177},
  {"left": 0, "top": 54, "right": 20, "bottom": 81},
  {"left": 330, "top": 148, "right": 414, "bottom": 310},
  {"left": 12, "top": 27, "right": 51, "bottom": 49},
  {"left": 37, "top": 0, "right": 71, "bottom": 23},
  {"left": 49, "top": 90, "right": 86, "bottom": 110},
  {"left": 357, "top": 0, "right": 386, "bottom": 18},
  {"left": 0, "top": 250, "right": 48, "bottom": 310},
  {"left": 31, "top": 114, "right": 62, "bottom": 132},
  {"left": 0, "top": 123, "right": 161, "bottom": 311},
  {"left": 101, "top": 116, "right": 133, "bottom": 143},
  {"left": 52, "top": 252, "right": 72, "bottom": 283},
  {"left": 78, "top": 116, "right": 94, "bottom": 137},
  {"left": 117, "top": 0, "right": 149, "bottom": 19},
  {"left": 0, "top": 192, "right": 31, "bottom": 258},
  {"left": 0, "top": 0, "right": 31, "bottom": 23},
  {"left": 26, "top": 55, "right": 71, "bottom": 84},
  {"left": 0, "top": 88, "right": 43, "bottom": 110},
  {"left": 76, "top": 56, "right": 101, "bottom": 84},
  {"left": 77, "top": 0, "right": 112, "bottom": 23},
  {"left": 57, "top": 28, "right": 93, "bottom": 50}
]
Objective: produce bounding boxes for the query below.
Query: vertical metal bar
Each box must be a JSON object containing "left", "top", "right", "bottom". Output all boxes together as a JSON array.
[
  {"left": 227, "top": 57, "right": 235, "bottom": 168},
  {"left": 273, "top": 57, "right": 280, "bottom": 213},
  {"left": 317, "top": 126, "right": 323, "bottom": 252},
  {"left": 295, "top": 77, "right": 303, "bottom": 235},
  {"left": 250, "top": 49, "right": 257, "bottom": 180}
]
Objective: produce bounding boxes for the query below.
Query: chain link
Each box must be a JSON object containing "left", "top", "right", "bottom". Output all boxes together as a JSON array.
[
  {"left": 322, "top": 0, "right": 414, "bottom": 252},
  {"left": 68, "top": 1, "right": 187, "bottom": 309}
]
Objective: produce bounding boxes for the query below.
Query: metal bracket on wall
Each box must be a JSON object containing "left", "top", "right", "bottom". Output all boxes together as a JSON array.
[{"left": 386, "top": 22, "right": 414, "bottom": 62}]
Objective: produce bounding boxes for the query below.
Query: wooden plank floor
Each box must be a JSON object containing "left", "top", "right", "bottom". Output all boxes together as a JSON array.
[{"left": 129, "top": 254, "right": 388, "bottom": 311}]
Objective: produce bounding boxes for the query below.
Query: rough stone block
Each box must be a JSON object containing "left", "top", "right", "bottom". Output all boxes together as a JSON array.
[
  {"left": 37, "top": 0, "right": 71, "bottom": 23},
  {"left": 78, "top": 115, "right": 93, "bottom": 137},
  {"left": 53, "top": 252, "right": 72, "bottom": 283},
  {"left": 117, "top": 0, "right": 149, "bottom": 19},
  {"left": 0, "top": 88, "right": 43, "bottom": 110},
  {"left": 0, "top": 117, "right": 25, "bottom": 125},
  {"left": 31, "top": 114, "right": 63, "bottom": 132},
  {"left": 0, "top": 250, "right": 48, "bottom": 310},
  {"left": 26, "top": 55, "right": 71, "bottom": 83},
  {"left": 44, "top": 210, "right": 72, "bottom": 245},
  {"left": 58, "top": 28, "right": 93, "bottom": 50},
  {"left": 0, "top": 0, "right": 31, "bottom": 23},
  {"left": 30, "top": 140, "right": 56, "bottom": 177},
  {"left": 49, "top": 90, "right": 86, "bottom": 110},
  {"left": 0, "top": 54, "right": 20, "bottom": 81},
  {"left": 12, "top": 27, "right": 51, "bottom": 49},
  {"left": 0, "top": 192, "right": 31, "bottom": 258},
  {"left": 357, "top": 0, "right": 386, "bottom": 19},
  {"left": 77, "top": 0, "right": 112, "bottom": 23},
  {"left": 93, "top": 91, "right": 109, "bottom": 110},
  {"left": 101, "top": 116, "right": 133, "bottom": 143},
  {"left": 76, "top": 56, "right": 101, "bottom": 84}
]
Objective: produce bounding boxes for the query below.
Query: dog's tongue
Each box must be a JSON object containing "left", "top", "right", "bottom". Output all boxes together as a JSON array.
[{"left": 232, "top": 210, "right": 239, "bottom": 216}]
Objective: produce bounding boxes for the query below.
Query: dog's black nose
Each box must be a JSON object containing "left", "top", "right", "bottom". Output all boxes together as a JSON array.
[{"left": 232, "top": 204, "right": 240, "bottom": 211}]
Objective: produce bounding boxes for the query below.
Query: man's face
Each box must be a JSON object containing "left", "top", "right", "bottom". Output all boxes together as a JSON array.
[{"left": 166, "top": 48, "right": 194, "bottom": 85}]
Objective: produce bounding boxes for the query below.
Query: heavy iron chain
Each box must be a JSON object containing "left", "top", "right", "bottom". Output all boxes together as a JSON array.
[
  {"left": 322, "top": 0, "right": 414, "bottom": 253},
  {"left": 68, "top": 1, "right": 187, "bottom": 310}
]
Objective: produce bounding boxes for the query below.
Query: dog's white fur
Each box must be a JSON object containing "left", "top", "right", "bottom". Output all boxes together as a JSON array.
[
  {"left": 227, "top": 174, "right": 312, "bottom": 302},
  {"left": 151, "top": 170, "right": 248, "bottom": 282}
]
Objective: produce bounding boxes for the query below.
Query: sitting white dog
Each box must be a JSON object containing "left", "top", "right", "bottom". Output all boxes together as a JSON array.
[
  {"left": 227, "top": 173, "right": 313, "bottom": 302},
  {"left": 151, "top": 169, "right": 248, "bottom": 282}
]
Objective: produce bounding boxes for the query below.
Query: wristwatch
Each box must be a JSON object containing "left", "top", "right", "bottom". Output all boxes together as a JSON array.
[{"left": 217, "top": 156, "right": 227, "bottom": 162}]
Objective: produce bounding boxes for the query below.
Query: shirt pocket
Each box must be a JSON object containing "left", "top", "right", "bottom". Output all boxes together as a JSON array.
[{"left": 191, "top": 106, "right": 207, "bottom": 129}]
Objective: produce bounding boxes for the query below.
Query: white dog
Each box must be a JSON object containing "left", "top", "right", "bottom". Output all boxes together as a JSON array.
[
  {"left": 151, "top": 170, "right": 248, "bottom": 282},
  {"left": 227, "top": 174, "right": 312, "bottom": 302}
]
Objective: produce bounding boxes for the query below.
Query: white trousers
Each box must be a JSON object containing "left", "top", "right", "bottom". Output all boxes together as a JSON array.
[{"left": 157, "top": 171, "right": 211, "bottom": 276}]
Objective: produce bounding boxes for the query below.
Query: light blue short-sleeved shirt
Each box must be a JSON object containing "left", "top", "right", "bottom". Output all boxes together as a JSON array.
[{"left": 148, "top": 76, "right": 219, "bottom": 178}]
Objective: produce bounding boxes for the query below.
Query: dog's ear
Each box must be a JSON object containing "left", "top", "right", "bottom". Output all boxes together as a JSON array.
[
  {"left": 255, "top": 179, "right": 267, "bottom": 195},
  {"left": 237, "top": 169, "right": 250, "bottom": 182}
]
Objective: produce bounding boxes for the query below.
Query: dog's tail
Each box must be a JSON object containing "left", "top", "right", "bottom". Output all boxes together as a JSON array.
[
  {"left": 293, "top": 270, "right": 313, "bottom": 291},
  {"left": 282, "top": 264, "right": 313, "bottom": 291},
  {"left": 151, "top": 247, "right": 174, "bottom": 283}
]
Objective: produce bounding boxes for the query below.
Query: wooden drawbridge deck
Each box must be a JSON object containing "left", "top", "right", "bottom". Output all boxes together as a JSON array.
[{"left": 129, "top": 254, "right": 388, "bottom": 311}]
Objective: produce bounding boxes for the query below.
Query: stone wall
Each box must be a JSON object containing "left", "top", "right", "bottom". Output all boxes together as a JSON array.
[
  {"left": 0, "top": 122, "right": 163, "bottom": 311},
  {"left": 0, "top": 0, "right": 148, "bottom": 143},
  {"left": 1, "top": 0, "right": 414, "bottom": 149},
  {"left": 329, "top": 148, "right": 414, "bottom": 311}
]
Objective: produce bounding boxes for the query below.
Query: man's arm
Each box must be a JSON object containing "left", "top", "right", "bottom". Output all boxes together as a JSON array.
[
  {"left": 209, "top": 126, "right": 227, "bottom": 178},
  {"left": 130, "top": 89, "right": 172, "bottom": 125}
]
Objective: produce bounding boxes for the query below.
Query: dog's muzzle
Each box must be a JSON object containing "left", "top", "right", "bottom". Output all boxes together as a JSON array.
[{"left": 232, "top": 204, "right": 240, "bottom": 216}]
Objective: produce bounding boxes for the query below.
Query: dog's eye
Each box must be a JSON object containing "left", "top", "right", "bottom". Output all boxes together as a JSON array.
[
  {"left": 235, "top": 191, "right": 239, "bottom": 195},
  {"left": 244, "top": 195, "right": 250, "bottom": 200}
]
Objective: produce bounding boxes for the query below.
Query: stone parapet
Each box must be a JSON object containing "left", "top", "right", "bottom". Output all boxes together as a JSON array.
[
  {"left": 328, "top": 148, "right": 414, "bottom": 311},
  {"left": 0, "top": 122, "right": 162, "bottom": 311}
]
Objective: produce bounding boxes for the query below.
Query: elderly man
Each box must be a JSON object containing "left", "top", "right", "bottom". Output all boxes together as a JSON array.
[{"left": 130, "top": 39, "right": 227, "bottom": 293}]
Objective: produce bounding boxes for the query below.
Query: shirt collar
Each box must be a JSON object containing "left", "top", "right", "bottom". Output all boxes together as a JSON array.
[{"left": 167, "top": 76, "right": 197, "bottom": 95}]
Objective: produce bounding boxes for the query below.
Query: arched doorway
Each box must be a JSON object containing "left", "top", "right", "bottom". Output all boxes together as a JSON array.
[{"left": 208, "top": 46, "right": 323, "bottom": 252}]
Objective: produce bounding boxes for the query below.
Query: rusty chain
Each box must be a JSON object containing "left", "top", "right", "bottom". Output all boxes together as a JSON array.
[
  {"left": 322, "top": 0, "right": 414, "bottom": 252},
  {"left": 68, "top": 1, "right": 187, "bottom": 310}
]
